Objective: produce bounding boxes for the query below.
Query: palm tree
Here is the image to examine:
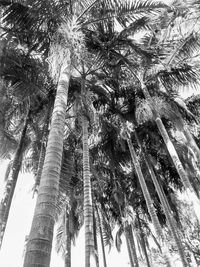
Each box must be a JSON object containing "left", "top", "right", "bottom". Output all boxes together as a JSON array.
[
  {"left": 0, "top": 107, "right": 30, "bottom": 249},
  {"left": 132, "top": 128, "right": 188, "bottom": 267}
]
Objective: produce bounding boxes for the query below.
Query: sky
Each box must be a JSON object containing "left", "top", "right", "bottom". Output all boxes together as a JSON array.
[{"left": 0, "top": 160, "right": 130, "bottom": 267}]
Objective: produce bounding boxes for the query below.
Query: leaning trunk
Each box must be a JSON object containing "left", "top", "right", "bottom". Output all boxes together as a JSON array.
[
  {"left": 123, "top": 128, "right": 172, "bottom": 267},
  {"left": 23, "top": 58, "right": 71, "bottom": 267},
  {"left": 134, "top": 130, "right": 188, "bottom": 267},
  {"left": 0, "top": 110, "right": 30, "bottom": 249}
]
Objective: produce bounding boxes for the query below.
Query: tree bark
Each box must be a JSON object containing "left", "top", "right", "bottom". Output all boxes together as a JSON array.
[
  {"left": 0, "top": 109, "right": 30, "bottom": 249},
  {"left": 82, "top": 115, "right": 95, "bottom": 267},
  {"left": 23, "top": 59, "right": 71, "bottom": 267}
]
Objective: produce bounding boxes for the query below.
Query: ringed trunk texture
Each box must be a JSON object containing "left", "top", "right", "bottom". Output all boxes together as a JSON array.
[
  {"left": 134, "top": 131, "right": 188, "bottom": 267},
  {"left": 0, "top": 111, "right": 29, "bottom": 249},
  {"left": 82, "top": 116, "right": 95, "bottom": 267},
  {"left": 23, "top": 60, "right": 71, "bottom": 267},
  {"left": 126, "top": 134, "right": 172, "bottom": 267}
]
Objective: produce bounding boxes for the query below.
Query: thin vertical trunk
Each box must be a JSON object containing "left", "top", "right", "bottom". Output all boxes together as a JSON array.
[
  {"left": 96, "top": 206, "right": 107, "bottom": 267},
  {"left": 33, "top": 104, "right": 52, "bottom": 195},
  {"left": 123, "top": 128, "right": 172, "bottom": 267},
  {"left": 82, "top": 115, "right": 95, "bottom": 267},
  {"left": 23, "top": 59, "right": 71, "bottom": 267},
  {"left": 136, "top": 210, "right": 152, "bottom": 267},
  {"left": 93, "top": 210, "right": 99, "bottom": 267},
  {"left": 65, "top": 215, "right": 71, "bottom": 267},
  {"left": 125, "top": 225, "right": 139, "bottom": 267},
  {"left": 134, "top": 130, "right": 188, "bottom": 267},
  {"left": 125, "top": 229, "right": 135, "bottom": 267},
  {"left": 0, "top": 110, "right": 30, "bottom": 249}
]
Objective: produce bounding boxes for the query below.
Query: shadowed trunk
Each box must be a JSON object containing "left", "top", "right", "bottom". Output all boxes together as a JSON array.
[
  {"left": 136, "top": 210, "right": 152, "bottom": 267},
  {"left": 0, "top": 109, "right": 30, "bottom": 249},
  {"left": 23, "top": 58, "right": 71, "bottom": 267}
]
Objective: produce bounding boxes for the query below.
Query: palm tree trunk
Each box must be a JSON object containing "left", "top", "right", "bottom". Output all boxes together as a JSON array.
[
  {"left": 93, "top": 210, "right": 99, "bottom": 267},
  {"left": 125, "top": 224, "right": 139, "bottom": 267},
  {"left": 96, "top": 206, "right": 107, "bottom": 267},
  {"left": 65, "top": 215, "right": 71, "bottom": 267},
  {"left": 134, "top": 130, "right": 188, "bottom": 267},
  {"left": 136, "top": 210, "right": 152, "bottom": 267},
  {"left": 0, "top": 109, "right": 30, "bottom": 249},
  {"left": 123, "top": 128, "right": 172, "bottom": 267},
  {"left": 33, "top": 105, "right": 51, "bottom": 196},
  {"left": 81, "top": 72, "right": 95, "bottom": 267},
  {"left": 125, "top": 229, "right": 135, "bottom": 267},
  {"left": 23, "top": 59, "right": 71, "bottom": 267}
]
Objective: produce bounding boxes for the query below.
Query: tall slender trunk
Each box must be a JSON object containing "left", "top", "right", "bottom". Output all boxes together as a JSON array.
[
  {"left": 125, "top": 224, "right": 139, "bottom": 267},
  {"left": 0, "top": 110, "right": 30, "bottom": 249},
  {"left": 82, "top": 115, "right": 95, "bottom": 267},
  {"left": 23, "top": 59, "right": 71, "bottom": 267},
  {"left": 134, "top": 130, "right": 188, "bottom": 267},
  {"left": 96, "top": 206, "right": 107, "bottom": 267},
  {"left": 65, "top": 215, "right": 71, "bottom": 267},
  {"left": 123, "top": 127, "right": 172, "bottom": 267},
  {"left": 125, "top": 229, "right": 135, "bottom": 267},
  {"left": 136, "top": 210, "right": 152, "bottom": 267},
  {"left": 140, "top": 79, "right": 200, "bottom": 209},
  {"left": 33, "top": 104, "right": 52, "bottom": 196},
  {"left": 93, "top": 210, "right": 99, "bottom": 267}
]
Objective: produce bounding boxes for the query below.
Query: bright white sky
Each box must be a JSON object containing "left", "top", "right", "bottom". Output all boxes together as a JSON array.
[{"left": 0, "top": 160, "right": 131, "bottom": 267}]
